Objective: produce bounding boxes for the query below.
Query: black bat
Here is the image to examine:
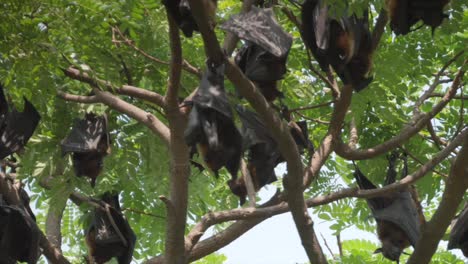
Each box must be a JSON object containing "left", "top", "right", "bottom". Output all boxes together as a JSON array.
[
  {"left": 353, "top": 153, "right": 421, "bottom": 263},
  {"left": 221, "top": 7, "right": 292, "bottom": 102},
  {"left": 234, "top": 43, "right": 287, "bottom": 101},
  {"left": 184, "top": 61, "right": 243, "bottom": 181},
  {"left": 0, "top": 85, "right": 41, "bottom": 160},
  {"left": 61, "top": 113, "right": 111, "bottom": 187},
  {"left": 0, "top": 187, "right": 40, "bottom": 264},
  {"left": 228, "top": 106, "right": 281, "bottom": 205},
  {"left": 162, "top": 0, "right": 217, "bottom": 38},
  {"left": 229, "top": 106, "right": 313, "bottom": 205},
  {"left": 387, "top": 0, "right": 450, "bottom": 36},
  {"left": 301, "top": 0, "right": 373, "bottom": 92},
  {"left": 448, "top": 203, "right": 468, "bottom": 257},
  {"left": 85, "top": 193, "right": 136, "bottom": 264}
]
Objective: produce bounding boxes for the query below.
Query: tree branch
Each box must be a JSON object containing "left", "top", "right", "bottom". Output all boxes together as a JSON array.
[
  {"left": 407, "top": 130, "right": 468, "bottom": 263},
  {"left": 335, "top": 63, "right": 465, "bottom": 160},
  {"left": 162, "top": 9, "right": 191, "bottom": 263},
  {"left": 63, "top": 67, "right": 166, "bottom": 108},
  {"left": 371, "top": 9, "right": 388, "bottom": 52}
]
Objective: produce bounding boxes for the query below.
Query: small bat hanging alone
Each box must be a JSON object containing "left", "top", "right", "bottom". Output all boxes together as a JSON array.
[
  {"left": 61, "top": 113, "right": 111, "bottom": 187},
  {"left": 0, "top": 187, "right": 40, "bottom": 264},
  {"left": 448, "top": 203, "right": 468, "bottom": 257},
  {"left": 353, "top": 152, "right": 422, "bottom": 263},
  {"left": 229, "top": 106, "right": 313, "bottom": 205},
  {"left": 85, "top": 193, "right": 136, "bottom": 264},
  {"left": 386, "top": 0, "right": 450, "bottom": 36},
  {"left": 221, "top": 7, "right": 293, "bottom": 102},
  {"left": 162, "top": 0, "right": 217, "bottom": 38},
  {"left": 0, "top": 84, "right": 41, "bottom": 160},
  {"left": 301, "top": 0, "right": 373, "bottom": 92},
  {"left": 184, "top": 61, "right": 243, "bottom": 181}
]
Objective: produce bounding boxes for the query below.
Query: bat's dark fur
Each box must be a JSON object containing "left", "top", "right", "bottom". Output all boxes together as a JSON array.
[{"left": 387, "top": 0, "right": 450, "bottom": 36}]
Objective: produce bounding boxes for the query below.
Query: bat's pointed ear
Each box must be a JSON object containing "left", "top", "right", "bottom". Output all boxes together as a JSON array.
[{"left": 373, "top": 248, "right": 383, "bottom": 254}]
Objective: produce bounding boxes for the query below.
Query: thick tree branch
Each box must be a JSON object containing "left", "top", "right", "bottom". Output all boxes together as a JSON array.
[
  {"left": 92, "top": 88, "right": 171, "bottom": 145},
  {"left": 63, "top": 67, "right": 166, "bottom": 108},
  {"left": 336, "top": 63, "right": 465, "bottom": 160},
  {"left": 162, "top": 10, "right": 191, "bottom": 263},
  {"left": 407, "top": 131, "right": 468, "bottom": 263},
  {"left": 371, "top": 9, "right": 388, "bottom": 52},
  {"left": 303, "top": 85, "right": 353, "bottom": 187}
]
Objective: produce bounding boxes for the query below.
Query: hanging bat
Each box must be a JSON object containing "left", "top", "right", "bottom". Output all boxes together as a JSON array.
[
  {"left": 448, "top": 203, "right": 468, "bottom": 257},
  {"left": 162, "top": 0, "right": 217, "bottom": 38},
  {"left": 228, "top": 106, "right": 282, "bottom": 205},
  {"left": 301, "top": 0, "right": 373, "bottom": 92},
  {"left": 0, "top": 187, "right": 40, "bottom": 264},
  {"left": 221, "top": 7, "right": 293, "bottom": 102},
  {"left": 85, "top": 193, "right": 136, "bottom": 264},
  {"left": 386, "top": 0, "right": 450, "bottom": 36},
  {"left": 229, "top": 106, "right": 313, "bottom": 205},
  {"left": 353, "top": 153, "right": 422, "bottom": 263},
  {"left": 61, "top": 113, "right": 111, "bottom": 187},
  {"left": 234, "top": 43, "right": 287, "bottom": 101},
  {"left": 184, "top": 61, "right": 243, "bottom": 181},
  {"left": 0, "top": 85, "right": 41, "bottom": 160}
]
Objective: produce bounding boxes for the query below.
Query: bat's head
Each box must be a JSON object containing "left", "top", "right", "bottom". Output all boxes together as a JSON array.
[
  {"left": 373, "top": 244, "right": 403, "bottom": 263},
  {"left": 227, "top": 178, "right": 247, "bottom": 206}
]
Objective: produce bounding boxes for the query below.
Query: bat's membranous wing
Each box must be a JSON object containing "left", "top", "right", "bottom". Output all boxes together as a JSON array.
[
  {"left": 448, "top": 203, "right": 468, "bottom": 251},
  {"left": 220, "top": 6, "right": 292, "bottom": 58},
  {"left": 235, "top": 105, "right": 275, "bottom": 150},
  {"left": 61, "top": 113, "right": 110, "bottom": 155},
  {"left": 0, "top": 97, "right": 41, "bottom": 160},
  {"left": 372, "top": 191, "right": 421, "bottom": 247}
]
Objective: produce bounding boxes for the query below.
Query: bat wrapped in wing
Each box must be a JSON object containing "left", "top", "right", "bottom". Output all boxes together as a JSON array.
[
  {"left": 0, "top": 188, "right": 40, "bottom": 264},
  {"left": 221, "top": 7, "right": 293, "bottom": 101},
  {"left": 184, "top": 61, "right": 242, "bottom": 181},
  {"left": 447, "top": 203, "right": 468, "bottom": 257},
  {"left": 85, "top": 193, "right": 136, "bottom": 264},
  {"left": 301, "top": 0, "right": 373, "bottom": 92},
  {"left": 228, "top": 106, "right": 281, "bottom": 205},
  {"left": 0, "top": 85, "right": 41, "bottom": 160},
  {"left": 353, "top": 153, "right": 422, "bottom": 263},
  {"left": 61, "top": 113, "right": 111, "bottom": 187},
  {"left": 162, "top": 0, "right": 217, "bottom": 38},
  {"left": 387, "top": 0, "right": 450, "bottom": 36}
]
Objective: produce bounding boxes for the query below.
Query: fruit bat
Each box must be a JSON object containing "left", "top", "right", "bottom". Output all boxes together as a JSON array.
[
  {"left": 85, "top": 193, "right": 136, "bottom": 264},
  {"left": 61, "top": 113, "right": 111, "bottom": 187},
  {"left": 387, "top": 0, "right": 450, "bottom": 36},
  {"left": 162, "top": 0, "right": 217, "bottom": 38},
  {"left": 0, "top": 188, "right": 40, "bottom": 264},
  {"left": 221, "top": 7, "right": 293, "bottom": 101},
  {"left": 0, "top": 85, "right": 41, "bottom": 160},
  {"left": 301, "top": 0, "right": 373, "bottom": 92},
  {"left": 448, "top": 203, "right": 468, "bottom": 257},
  {"left": 234, "top": 43, "right": 287, "bottom": 101},
  {"left": 353, "top": 153, "right": 421, "bottom": 263},
  {"left": 229, "top": 106, "right": 313, "bottom": 205},
  {"left": 184, "top": 61, "right": 242, "bottom": 181}
]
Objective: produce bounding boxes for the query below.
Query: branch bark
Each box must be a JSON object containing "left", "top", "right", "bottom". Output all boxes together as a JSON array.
[
  {"left": 162, "top": 9, "right": 191, "bottom": 264},
  {"left": 407, "top": 130, "right": 468, "bottom": 263}
]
